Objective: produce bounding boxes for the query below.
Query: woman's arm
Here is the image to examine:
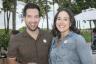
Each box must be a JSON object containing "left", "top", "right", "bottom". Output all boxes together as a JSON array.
[{"left": 76, "top": 35, "right": 93, "bottom": 64}]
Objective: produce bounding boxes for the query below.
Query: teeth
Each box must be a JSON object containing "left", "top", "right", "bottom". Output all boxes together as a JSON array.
[
  {"left": 59, "top": 25, "right": 64, "bottom": 28},
  {"left": 29, "top": 23, "right": 35, "bottom": 26}
]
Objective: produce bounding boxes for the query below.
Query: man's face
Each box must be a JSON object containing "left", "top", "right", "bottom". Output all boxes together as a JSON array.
[{"left": 24, "top": 9, "right": 40, "bottom": 31}]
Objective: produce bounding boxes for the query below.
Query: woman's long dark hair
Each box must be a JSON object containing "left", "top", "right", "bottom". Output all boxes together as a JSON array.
[{"left": 52, "top": 8, "right": 78, "bottom": 38}]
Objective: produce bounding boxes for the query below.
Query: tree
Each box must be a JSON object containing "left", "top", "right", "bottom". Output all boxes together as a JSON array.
[
  {"left": 2, "top": 0, "right": 13, "bottom": 33},
  {"left": 45, "top": 0, "right": 49, "bottom": 30},
  {"left": 12, "top": 0, "right": 17, "bottom": 31},
  {"left": 0, "top": 0, "right": 13, "bottom": 53},
  {"left": 53, "top": 0, "right": 69, "bottom": 8}
]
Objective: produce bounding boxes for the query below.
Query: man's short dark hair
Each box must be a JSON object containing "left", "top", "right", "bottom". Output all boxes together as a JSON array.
[{"left": 23, "top": 3, "right": 40, "bottom": 17}]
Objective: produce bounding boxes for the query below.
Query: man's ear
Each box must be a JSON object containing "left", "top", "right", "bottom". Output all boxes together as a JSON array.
[{"left": 23, "top": 17, "right": 25, "bottom": 21}]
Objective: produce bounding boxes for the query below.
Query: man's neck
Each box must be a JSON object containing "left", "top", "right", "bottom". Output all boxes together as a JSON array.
[{"left": 26, "top": 28, "right": 39, "bottom": 40}]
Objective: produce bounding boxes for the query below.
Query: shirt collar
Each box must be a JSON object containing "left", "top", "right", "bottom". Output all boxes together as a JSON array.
[
  {"left": 23, "top": 28, "right": 42, "bottom": 39},
  {"left": 55, "top": 31, "right": 74, "bottom": 40}
]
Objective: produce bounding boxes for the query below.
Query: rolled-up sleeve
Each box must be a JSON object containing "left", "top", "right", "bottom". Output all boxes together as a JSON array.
[{"left": 76, "top": 35, "right": 93, "bottom": 64}]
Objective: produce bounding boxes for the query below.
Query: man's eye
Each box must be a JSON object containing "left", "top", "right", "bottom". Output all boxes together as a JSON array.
[
  {"left": 27, "top": 15, "right": 31, "bottom": 18},
  {"left": 35, "top": 16, "right": 39, "bottom": 18},
  {"left": 57, "top": 18, "right": 61, "bottom": 20}
]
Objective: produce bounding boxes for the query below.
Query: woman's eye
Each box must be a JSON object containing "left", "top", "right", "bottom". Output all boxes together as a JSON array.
[{"left": 63, "top": 18, "right": 68, "bottom": 21}]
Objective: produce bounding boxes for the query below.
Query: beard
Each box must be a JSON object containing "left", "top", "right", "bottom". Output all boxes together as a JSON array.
[{"left": 26, "top": 24, "right": 38, "bottom": 31}]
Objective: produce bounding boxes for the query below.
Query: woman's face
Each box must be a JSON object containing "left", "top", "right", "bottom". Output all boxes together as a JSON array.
[{"left": 56, "top": 11, "right": 71, "bottom": 33}]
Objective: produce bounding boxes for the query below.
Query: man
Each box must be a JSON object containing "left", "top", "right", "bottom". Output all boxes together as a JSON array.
[{"left": 7, "top": 3, "right": 52, "bottom": 64}]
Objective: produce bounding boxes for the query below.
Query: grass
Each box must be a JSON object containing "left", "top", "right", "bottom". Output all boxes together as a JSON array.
[
  {"left": 80, "top": 30, "right": 92, "bottom": 42},
  {"left": 0, "top": 29, "right": 92, "bottom": 42},
  {"left": 0, "top": 29, "right": 5, "bottom": 34}
]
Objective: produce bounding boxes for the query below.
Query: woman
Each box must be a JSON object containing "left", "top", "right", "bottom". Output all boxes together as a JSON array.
[{"left": 49, "top": 8, "right": 92, "bottom": 64}]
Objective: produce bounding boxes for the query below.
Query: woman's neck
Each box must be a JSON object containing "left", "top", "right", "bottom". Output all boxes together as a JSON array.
[{"left": 60, "top": 30, "right": 70, "bottom": 39}]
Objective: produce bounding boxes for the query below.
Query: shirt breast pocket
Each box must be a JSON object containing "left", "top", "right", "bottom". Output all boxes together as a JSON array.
[
  {"left": 39, "top": 42, "right": 50, "bottom": 55},
  {"left": 62, "top": 42, "right": 75, "bottom": 50},
  {"left": 41, "top": 42, "right": 50, "bottom": 52}
]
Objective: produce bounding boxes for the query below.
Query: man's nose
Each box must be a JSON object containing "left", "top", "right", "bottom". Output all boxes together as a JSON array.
[{"left": 31, "top": 18, "right": 36, "bottom": 22}]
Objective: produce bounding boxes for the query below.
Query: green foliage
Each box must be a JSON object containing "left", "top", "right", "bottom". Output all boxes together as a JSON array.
[
  {"left": 53, "top": 0, "right": 96, "bottom": 14},
  {"left": 72, "top": 0, "right": 96, "bottom": 14},
  {"left": 35, "top": 0, "right": 51, "bottom": 17},
  {"left": 81, "top": 30, "right": 91, "bottom": 42},
  {"left": 19, "top": 27, "right": 26, "bottom": 32},
  {"left": 2, "top": 0, "right": 13, "bottom": 11},
  {"left": 0, "top": 33, "right": 10, "bottom": 50},
  {"left": 54, "top": 0, "right": 71, "bottom": 8},
  {"left": 0, "top": 30, "right": 10, "bottom": 50}
]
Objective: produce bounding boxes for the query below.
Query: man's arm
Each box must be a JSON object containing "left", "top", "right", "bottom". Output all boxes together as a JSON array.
[
  {"left": 7, "top": 57, "right": 17, "bottom": 64},
  {"left": 7, "top": 36, "right": 19, "bottom": 64}
]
